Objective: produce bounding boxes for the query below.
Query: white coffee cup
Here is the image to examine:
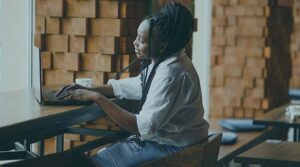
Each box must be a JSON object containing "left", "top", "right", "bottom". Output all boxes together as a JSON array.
[
  {"left": 286, "top": 105, "right": 300, "bottom": 121},
  {"left": 75, "top": 78, "right": 92, "bottom": 88}
]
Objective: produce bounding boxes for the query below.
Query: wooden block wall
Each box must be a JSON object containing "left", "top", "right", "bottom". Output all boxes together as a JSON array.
[
  {"left": 210, "top": 0, "right": 292, "bottom": 119},
  {"left": 35, "top": 0, "right": 146, "bottom": 86},
  {"left": 35, "top": 0, "right": 147, "bottom": 154},
  {"left": 290, "top": 0, "right": 300, "bottom": 88}
]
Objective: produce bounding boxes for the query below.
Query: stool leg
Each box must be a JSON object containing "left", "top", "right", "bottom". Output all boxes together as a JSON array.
[
  {"left": 24, "top": 140, "right": 30, "bottom": 151},
  {"left": 56, "top": 134, "right": 64, "bottom": 152},
  {"left": 297, "top": 127, "right": 300, "bottom": 142},
  {"left": 38, "top": 140, "right": 45, "bottom": 156},
  {"left": 294, "top": 128, "right": 297, "bottom": 142}
]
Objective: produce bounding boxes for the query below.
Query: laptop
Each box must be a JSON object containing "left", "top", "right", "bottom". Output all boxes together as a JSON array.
[{"left": 32, "top": 46, "right": 93, "bottom": 105}]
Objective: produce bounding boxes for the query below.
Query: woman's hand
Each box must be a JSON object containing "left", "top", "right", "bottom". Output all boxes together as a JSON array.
[
  {"left": 58, "top": 89, "right": 100, "bottom": 102},
  {"left": 55, "top": 83, "right": 86, "bottom": 97}
]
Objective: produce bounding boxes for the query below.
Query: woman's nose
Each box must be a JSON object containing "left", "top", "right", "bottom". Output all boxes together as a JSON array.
[{"left": 133, "top": 39, "right": 137, "bottom": 47}]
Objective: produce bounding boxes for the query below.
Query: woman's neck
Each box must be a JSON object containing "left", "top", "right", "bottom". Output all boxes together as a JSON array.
[{"left": 152, "top": 58, "right": 157, "bottom": 64}]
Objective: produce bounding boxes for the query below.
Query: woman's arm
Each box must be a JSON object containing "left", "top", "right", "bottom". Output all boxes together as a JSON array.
[
  {"left": 94, "top": 93, "right": 140, "bottom": 135},
  {"left": 87, "top": 85, "right": 114, "bottom": 98},
  {"left": 56, "top": 84, "right": 114, "bottom": 98},
  {"left": 57, "top": 74, "right": 142, "bottom": 99},
  {"left": 59, "top": 88, "right": 140, "bottom": 135}
]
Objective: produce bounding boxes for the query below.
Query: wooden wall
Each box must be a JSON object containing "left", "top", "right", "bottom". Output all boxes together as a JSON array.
[
  {"left": 210, "top": 0, "right": 292, "bottom": 119},
  {"left": 35, "top": 0, "right": 145, "bottom": 87},
  {"left": 291, "top": 0, "right": 300, "bottom": 88}
]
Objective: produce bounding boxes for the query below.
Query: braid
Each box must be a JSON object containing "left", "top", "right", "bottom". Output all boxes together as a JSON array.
[
  {"left": 146, "top": 3, "right": 194, "bottom": 59},
  {"left": 138, "top": 2, "right": 194, "bottom": 112}
]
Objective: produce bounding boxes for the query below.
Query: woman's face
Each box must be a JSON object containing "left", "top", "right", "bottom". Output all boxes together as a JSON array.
[
  {"left": 133, "top": 20, "right": 160, "bottom": 60},
  {"left": 133, "top": 20, "right": 149, "bottom": 60}
]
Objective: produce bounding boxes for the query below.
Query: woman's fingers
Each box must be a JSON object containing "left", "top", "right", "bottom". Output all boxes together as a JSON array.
[
  {"left": 58, "top": 90, "right": 73, "bottom": 100},
  {"left": 55, "top": 83, "right": 79, "bottom": 97},
  {"left": 59, "top": 90, "right": 84, "bottom": 101},
  {"left": 55, "top": 85, "right": 69, "bottom": 97},
  {"left": 61, "top": 95, "right": 72, "bottom": 100},
  {"left": 57, "top": 89, "right": 94, "bottom": 102}
]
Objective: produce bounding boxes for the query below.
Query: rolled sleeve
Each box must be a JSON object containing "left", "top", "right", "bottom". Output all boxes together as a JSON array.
[
  {"left": 107, "top": 75, "right": 142, "bottom": 100},
  {"left": 107, "top": 79, "right": 122, "bottom": 99},
  {"left": 136, "top": 114, "right": 155, "bottom": 140},
  {"left": 107, "top": 79, "right": 123, "bottom": 99}
]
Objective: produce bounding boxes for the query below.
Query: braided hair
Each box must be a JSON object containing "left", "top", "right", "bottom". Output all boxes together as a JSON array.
[{"left": 138, "top": 2, "right": 194, "bottom": 112}]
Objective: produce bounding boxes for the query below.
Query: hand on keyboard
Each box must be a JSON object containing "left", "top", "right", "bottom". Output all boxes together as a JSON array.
[{"left": 55, "top": 83, "right": 86, "bottom": 98}]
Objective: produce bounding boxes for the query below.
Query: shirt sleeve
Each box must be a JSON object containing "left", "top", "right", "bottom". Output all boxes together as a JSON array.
[
  {"left": 107, "top": 75, "right": 142, "bottom": 100},
  {"left": 136, "top": 68, "right": 184, "bottom": 140}
]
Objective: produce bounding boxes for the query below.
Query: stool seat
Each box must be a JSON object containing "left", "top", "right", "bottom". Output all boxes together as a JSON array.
[
  {"left": 289, "top": 89, "right": 300, "bottom": 100},
  {"left": 218, "top": 119, "right": 267, "bottom": 132},
  {"left": 139, "top": 133, "right": 222, "bottom": 167}
]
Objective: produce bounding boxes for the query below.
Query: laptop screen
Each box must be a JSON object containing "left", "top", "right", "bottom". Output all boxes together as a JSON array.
[{"left": 32, "top": 46, "right": 41, "bottom": 103}]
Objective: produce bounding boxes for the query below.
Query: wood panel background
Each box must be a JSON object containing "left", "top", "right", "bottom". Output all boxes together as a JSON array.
[{"left": 210, "top": 0, "right": 292, "bottom": 119}]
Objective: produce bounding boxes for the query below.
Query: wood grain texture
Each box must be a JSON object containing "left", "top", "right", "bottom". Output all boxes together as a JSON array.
[
  {"left": 210, "top": 0, "right": 292, "bottom": 118},
  {"left": 236, "top": 141, "right": 300, "bottom": 166}
]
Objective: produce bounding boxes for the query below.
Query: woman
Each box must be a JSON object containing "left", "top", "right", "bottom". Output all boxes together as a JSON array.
[{"left": 57, "top": 2, "right": 208, "bottom": 167}]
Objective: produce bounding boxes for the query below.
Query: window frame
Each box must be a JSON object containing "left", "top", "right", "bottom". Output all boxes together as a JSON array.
[
  {"left": 29, "top": 0, "right": 34, "bottom": 88},
  {"left": 0, "top": 0, "right": 33, "bottom": 93},
  {"left": 0, "top": 1, "right": 2, "bottom": 92}
]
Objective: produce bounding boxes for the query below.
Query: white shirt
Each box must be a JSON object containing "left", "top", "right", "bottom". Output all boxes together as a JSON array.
[{"left": 108, "top": 50, "right": 209, "bottom": 147}]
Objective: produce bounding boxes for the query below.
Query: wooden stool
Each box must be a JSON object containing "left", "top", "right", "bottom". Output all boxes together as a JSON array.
[{"left": 140, "top": 133, "right": 222, "bottom": 167}]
